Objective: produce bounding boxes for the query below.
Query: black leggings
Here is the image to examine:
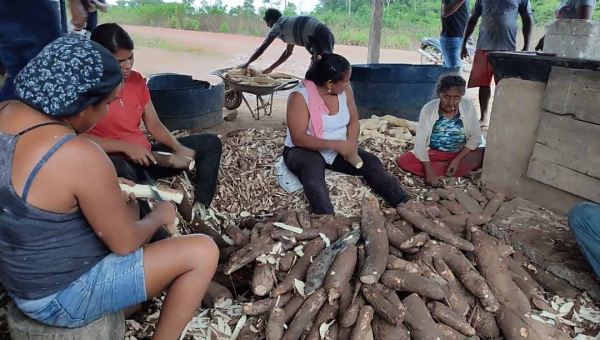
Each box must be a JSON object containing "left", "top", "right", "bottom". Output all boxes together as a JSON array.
[
  {"left": 283, "top": 147, "right": 410, "bottom": 215},
  {"left": 111, "top": 134, "right": 222, "bottom": 207}
]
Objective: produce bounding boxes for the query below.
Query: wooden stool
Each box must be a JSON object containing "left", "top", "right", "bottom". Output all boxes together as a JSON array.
[{"left": 7, "top": 302, "right": 125, "bottom": 340}]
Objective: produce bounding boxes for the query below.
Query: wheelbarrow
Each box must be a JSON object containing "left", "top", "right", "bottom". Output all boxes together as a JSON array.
[{"left": 211, "top": 68, "right": 300, "bottom": 120}]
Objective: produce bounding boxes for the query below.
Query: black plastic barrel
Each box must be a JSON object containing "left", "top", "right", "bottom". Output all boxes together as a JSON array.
[
  {"left": 147, "top": 73, "right": 225, "bottom": 131},
  {"left": 351, "top": 64, "right": 459, "bottom": 122}
]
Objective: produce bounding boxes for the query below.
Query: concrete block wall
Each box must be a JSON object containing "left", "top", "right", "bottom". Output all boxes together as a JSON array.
[
  {"left": 545, "top": 20, "right": 600, "bottom": 60},
  {"left": 481, "top": 78, "right": 584, "bottom": 215}
]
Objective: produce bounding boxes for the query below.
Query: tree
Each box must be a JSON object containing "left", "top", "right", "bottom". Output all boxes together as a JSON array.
[
  {"left": 128, "top": 0, "right": 162, "bottom": 7},
  {"left": 263, "top": 0, "right": 282, "bottom": 9},
  {"left": 201, "top": 0, "right": 228, "bottom": 15},
  {"left": 283, "top": 2, "right": 298, "bottom": 16},
  {"left": 242, "top": 0, "right": 256, "bottom": 13},
  {"left": 116, "top": 0, "right": 128, "bottom": 7}
]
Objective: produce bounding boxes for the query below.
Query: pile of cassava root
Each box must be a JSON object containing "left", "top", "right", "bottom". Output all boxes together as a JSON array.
[
  {"left": 201, "top": 185, "right": 576, "bottom": 340},
  {"left": 222, "top": 67, "right": 300, "bottom": 87}
]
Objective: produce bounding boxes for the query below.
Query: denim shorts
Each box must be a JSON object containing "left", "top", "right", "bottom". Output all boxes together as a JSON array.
[{"left": 11, "top": 249, "right": 147, "bottom": 328}]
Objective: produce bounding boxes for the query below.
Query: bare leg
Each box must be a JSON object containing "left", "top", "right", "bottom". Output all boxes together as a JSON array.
[
  {"left": 479, "top": 86, "right": 491, "bottom": 127},
  {"left": 143, "top": 235, "right": 219, "bottom": 340}
]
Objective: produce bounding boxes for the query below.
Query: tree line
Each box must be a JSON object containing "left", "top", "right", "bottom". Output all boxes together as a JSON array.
[{"left": 104, "top": 0, "right": 581, "bottom": 50}]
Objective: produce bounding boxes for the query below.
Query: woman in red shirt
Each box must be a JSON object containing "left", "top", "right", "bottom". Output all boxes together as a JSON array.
[
  {"left": 84, "top": 23, "right": 222, "bottom": 214},
  {"left": 1, "top": 34, "right": 218, "bottom": 340}
]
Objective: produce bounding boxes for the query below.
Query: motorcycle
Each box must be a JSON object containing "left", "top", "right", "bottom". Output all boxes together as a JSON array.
[{"left": 418, "top": 37, "right": 476, "bottom": 72}]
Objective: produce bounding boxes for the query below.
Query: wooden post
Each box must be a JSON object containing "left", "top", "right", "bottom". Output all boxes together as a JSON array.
[
  {"left": 367, "top": 0, "right": 384, "bottom": 64},
  {"left": 348, "top": 0, "right": 352, "bottom": 18}
]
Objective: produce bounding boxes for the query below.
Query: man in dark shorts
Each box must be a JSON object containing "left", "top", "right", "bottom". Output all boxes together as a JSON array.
[
  {"left": 440, "top": 0, "right": 470, "bottom": 72},
  {"left": 461, "top": 0, "right": 534, "bottom": 128},
  {"left": 0, "top": 0, "right": 87, "bottom": 102},
  {"left": 240, "top": 9, "right": 335, "bottom": 74}
]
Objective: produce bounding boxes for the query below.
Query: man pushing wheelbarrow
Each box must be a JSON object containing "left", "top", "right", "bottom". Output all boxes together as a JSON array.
[{"left": 240, "top": 9, "right": 335, "bottom": 74}]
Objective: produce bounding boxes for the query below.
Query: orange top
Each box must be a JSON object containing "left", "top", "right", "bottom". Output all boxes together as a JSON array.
[{"left": 88, "top": 71, "right": 151, "bottom": 150}]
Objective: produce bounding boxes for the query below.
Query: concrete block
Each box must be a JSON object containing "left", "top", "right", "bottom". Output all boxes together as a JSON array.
[
  {"left": 532, "top": 112, "right": 600, "bottom": 178},
  {"left": 7, "top": 302, "right": 125, "bottom": 340},
  {"left": 544, "top": 19, "right": 600, "bottom": 60},
  {"left": 481, "top": 78, "right": 584, "bottom": 215},
  {"left": 543, "top": 67, "right": 600, "bottom": 125}
]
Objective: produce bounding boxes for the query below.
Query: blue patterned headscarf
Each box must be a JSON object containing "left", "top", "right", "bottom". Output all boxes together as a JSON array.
[{"left": 14, "top": 34, "right": 122, "bottom": 117}]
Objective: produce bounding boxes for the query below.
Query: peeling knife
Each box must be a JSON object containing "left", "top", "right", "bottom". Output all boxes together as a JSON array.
[{"left": 142, "top": 170, "right": 163, "bottom": 202}]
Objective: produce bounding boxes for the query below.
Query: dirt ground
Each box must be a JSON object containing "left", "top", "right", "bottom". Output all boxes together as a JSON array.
[{"left": 125, "top": 25, "right": 487, "bottom": 136}]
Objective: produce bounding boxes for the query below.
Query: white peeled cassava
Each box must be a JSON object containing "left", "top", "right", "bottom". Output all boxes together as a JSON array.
[
  {"left": 246, "top": 67, "right": 263, "bottom": 77},
  {"left": 359, "top": 129, "right": 387, "bottom": 141},
  {"left": 225, "top": 67, "right": 299, "bottom": 86},
  {"left": 268, "top": 72, "right": 300, "bottom": 80},
  {"left": 359, "top": 130, "right": 406, "bottom": 145},
  {"left": 228, "top": 66, "right": 262, "bottom": 77},
  {"left": 119, "top": 184, "right": 184, "bottom": 204},
  {"left": 359, "top": 118, "right": 387, "bottom": 131},
  {"left": 378, "top": 115, "right": 418, "bottom": 135},
  {"left": 388, "top": 127, "right": 413, "bottom": 141},
  {"left": 250, "top": 76, "right": 280, "bottom": 85}
]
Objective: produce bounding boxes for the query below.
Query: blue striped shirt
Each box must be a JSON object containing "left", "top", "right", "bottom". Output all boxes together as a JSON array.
[{"left": 267, "top": 16, "right": 324, "bottom": 47}]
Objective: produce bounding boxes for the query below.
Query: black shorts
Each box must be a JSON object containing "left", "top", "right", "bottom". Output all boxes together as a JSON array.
[{"left": 306, "top": 25, "right": 335, "bottom": 58}]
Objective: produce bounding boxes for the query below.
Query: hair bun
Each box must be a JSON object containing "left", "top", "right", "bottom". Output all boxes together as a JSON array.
[{"left": 304, "top": 53, "right": 350, "bottom": 87}]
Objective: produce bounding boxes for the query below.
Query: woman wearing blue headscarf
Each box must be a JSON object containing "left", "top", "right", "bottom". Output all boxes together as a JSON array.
[{"left": 0, "top": 34, "right": 218, "bottom": 339}]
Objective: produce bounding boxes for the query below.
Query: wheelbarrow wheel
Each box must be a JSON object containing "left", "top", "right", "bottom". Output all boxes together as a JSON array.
[{"left": 224, "top": 83, "right": 242, "bottom": 110}]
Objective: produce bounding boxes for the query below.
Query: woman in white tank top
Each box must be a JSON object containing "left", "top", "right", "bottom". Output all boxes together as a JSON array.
[{"left": 283, "top": 53, "right": 410, "bottom": 215}]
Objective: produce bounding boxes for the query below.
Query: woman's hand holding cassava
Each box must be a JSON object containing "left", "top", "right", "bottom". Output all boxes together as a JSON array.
[
  {"left": 175, "top": 145, "right": 196, "bottom": 160},
  {"left": 118, "top": 177, "right": 137, "bottom": 203},
  {"left": 123, "top": 143, "right": 157, "bottom": 166},
  {"left": 334, "top": 140, "right": 358, "bottom": 158}
]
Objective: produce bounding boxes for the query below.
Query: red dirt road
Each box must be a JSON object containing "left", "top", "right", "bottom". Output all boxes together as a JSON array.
[{"left": 125, "top": 26, "right": 484, "bottom": 134}]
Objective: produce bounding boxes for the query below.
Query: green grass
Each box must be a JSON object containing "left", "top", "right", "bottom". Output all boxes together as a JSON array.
[{"left": 128, "top": 32, "right": 215, "bottom": 55}]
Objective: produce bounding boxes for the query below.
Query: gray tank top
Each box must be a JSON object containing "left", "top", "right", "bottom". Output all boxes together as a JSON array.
[{"left": 0, "top": 117, "right": 110, "bottom": 300}]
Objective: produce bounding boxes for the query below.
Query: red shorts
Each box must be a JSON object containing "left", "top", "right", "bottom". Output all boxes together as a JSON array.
[
  {"left": 467, "top": 50, "right": 497, "bottom": 88},
  {"left": 397, "top": 149, "right": 485, "bottom": 178}
]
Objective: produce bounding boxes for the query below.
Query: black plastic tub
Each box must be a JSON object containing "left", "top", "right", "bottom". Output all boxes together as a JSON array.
[
  {"left": 147, "top": 73, "right": 225, "bottom": 131},
  {"left": 351, "top": 64, "right": 459, "bottom": 122}
]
